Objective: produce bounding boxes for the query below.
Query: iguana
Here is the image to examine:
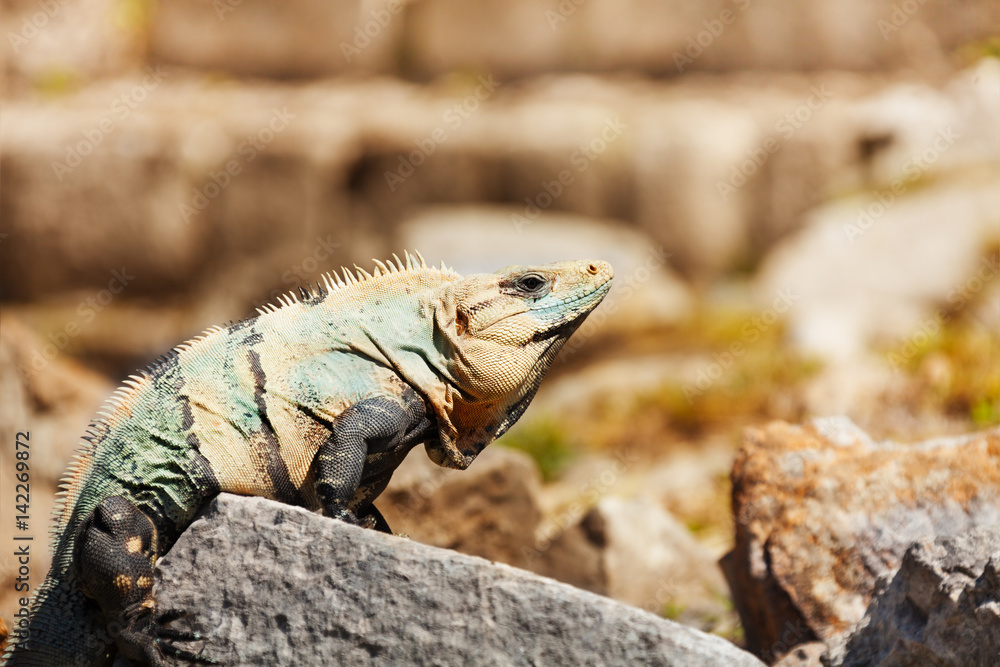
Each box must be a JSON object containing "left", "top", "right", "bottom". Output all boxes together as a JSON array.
[{"left": 3, "top": 252, "right": 613, "bottom": 666}]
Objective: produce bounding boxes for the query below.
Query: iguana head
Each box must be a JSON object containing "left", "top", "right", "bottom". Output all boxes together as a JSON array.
[
  {"left": 423, "top": 258, "right": 614, "bottom": 469},
  {"left": 312, "top": 253, "right": 612, "bottom": 471}
]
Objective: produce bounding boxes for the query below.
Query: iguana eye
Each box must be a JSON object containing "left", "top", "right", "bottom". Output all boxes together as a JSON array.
[
  {"left": 517, "top": 274, "right": 546, "bottom": 293},
  {"left": 499, "top": 272, "right": 552, "bottom": 299}
]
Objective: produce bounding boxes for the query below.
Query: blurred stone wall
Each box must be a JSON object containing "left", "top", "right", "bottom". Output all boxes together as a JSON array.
[
  {"left": 1, "top": 0, "right": 997, "bottom": 348},
  {"left": 5, "top": 0, "right": 998, "bottom": 92},
  {"left": 150, "top": 0, "right": 996, "bottom": 79}
]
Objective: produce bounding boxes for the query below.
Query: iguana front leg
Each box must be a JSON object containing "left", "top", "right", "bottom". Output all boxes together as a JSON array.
[
  {"left": 314, "top": 391, "right": 430, "bottom": 533},
  {"left": 75, "top": 496, "right": 214, "bottom": 666}
]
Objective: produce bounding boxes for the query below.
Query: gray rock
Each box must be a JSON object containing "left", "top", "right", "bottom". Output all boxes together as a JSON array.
[
  {"left": 724, "top": 419, "right": 1000, "bottom": 660},
  {"left": 827, "top": 528, "right": 1000, "bottom": 667},
  {"left": 381, "top": 443, "right": 734, "bottom": 633},
  {"left": 590, "top": 496, "right": 734, "bottom": 632},
  {"left": 156, "top": 493, "right": 765, "bottom": 666}
]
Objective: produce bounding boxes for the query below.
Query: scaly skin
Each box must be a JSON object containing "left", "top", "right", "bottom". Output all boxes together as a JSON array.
[{"left": 2, "top": 252, "right": 613, "bottom": 666}]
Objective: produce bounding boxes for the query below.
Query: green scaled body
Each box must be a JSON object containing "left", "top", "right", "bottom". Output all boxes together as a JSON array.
[{"left": 3, "top": 252, "right": 613, "bottom": 666}]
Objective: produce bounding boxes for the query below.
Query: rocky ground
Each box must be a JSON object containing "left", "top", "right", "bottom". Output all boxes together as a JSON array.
[{"left": 1, "top": 0, "right": 999, "bottom": 664}]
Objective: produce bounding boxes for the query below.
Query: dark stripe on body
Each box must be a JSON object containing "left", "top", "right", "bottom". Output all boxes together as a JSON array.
[
  {"left": 178, "top": 392, "right": 222, "bottom": 499},
  {"left": 295, "top": 402, "right": 336, "bottom": 429},
  {"left": 247, "top": 348, "right": 305, "bottom": 506},
  {"left": 242, "top": 332, "right": 264, "bottom": 346}
]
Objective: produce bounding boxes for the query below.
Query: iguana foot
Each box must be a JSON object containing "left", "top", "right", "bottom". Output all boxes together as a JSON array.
[
  {"left": 116, "top": 603, "right": 217, "bottom": 665},
  {"left": 75, "top": 496, "right": 217, "bottom": 666},
  {"left": 330, "top": 507, "right": 361, "bottom": 525}
]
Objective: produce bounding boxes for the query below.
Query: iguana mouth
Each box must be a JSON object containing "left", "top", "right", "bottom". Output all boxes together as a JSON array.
[
  {"left": 527, "top": 275, "right": 612, "bottom": 315},
  {"left": 531, "top": 317, "right": 581, "bottom": 343}
]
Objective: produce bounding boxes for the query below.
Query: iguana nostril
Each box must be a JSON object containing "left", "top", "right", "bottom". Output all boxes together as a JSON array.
[{"left": 586, "top": 264, "right": 599, "bottom": 275}]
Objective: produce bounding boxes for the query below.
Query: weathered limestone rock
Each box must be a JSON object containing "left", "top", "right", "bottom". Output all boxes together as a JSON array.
[
  {"left": 633, "top": 99, "right": 760, "bottom": 278},
  {"left": 722, "top": 417, "right": 1000, "bottom": 662},
  {"left": 849, "top": 59, "right": 1000, "bottom": 188},
  {"left": 155, "top": 493, "right": 766, "bottom": 666},
  {"left": 829, "top": 527, "right": 1000, "bottom": 667},
  {"left": 379, "top": 446, "right": 731, "bottom": 631},
  {"left": 757, "top": 178, "right": 1000, "bottom": 361}
]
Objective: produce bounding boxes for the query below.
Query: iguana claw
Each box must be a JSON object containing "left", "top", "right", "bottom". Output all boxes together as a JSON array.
[{"left": 117, "top": 604, "right": 216, "bottom": 666}]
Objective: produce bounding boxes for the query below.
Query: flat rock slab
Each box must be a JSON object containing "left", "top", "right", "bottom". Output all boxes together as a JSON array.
[{"left": 156, "top": 493, "right": 763, "bottom": 666}]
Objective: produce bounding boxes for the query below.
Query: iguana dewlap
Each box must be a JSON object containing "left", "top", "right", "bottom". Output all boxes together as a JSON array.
[{"left": 3, "top": 253, "right": 613, "bottom": 666}]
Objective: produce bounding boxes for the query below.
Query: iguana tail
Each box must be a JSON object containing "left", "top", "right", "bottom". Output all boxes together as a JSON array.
[{"left": 2, "top": 577, "right": 110, "bottom": 666}]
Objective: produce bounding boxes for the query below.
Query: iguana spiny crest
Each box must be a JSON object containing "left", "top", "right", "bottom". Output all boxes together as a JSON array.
[{"left": 3, "top": 252, "right": 613, "bottom": 667}]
